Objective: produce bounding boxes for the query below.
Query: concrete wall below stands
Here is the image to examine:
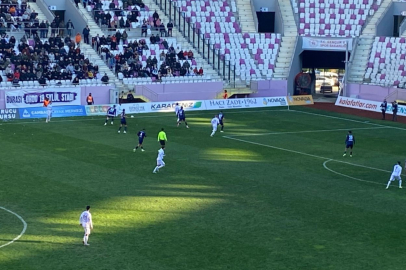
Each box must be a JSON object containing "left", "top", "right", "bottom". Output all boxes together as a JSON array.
[
  {"left": 0, "top": 86, "right": 111, "bottom": 109},
  {"left": 143, "top": 82, "right": 224, "bottom": 101},
  {"left": 249, "top": 80, "right": 288, "bottom": 97},
  {"left": 347, "top": 84, "right": 397, "bottom": 102}
]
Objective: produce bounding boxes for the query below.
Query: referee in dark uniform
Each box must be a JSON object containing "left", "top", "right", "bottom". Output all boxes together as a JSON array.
[
  {"left": 392, "top": 101, "right": 398, "bottom": 121},
  {"left": 380, "top": 99, "right": 387, "bottom": 120}
]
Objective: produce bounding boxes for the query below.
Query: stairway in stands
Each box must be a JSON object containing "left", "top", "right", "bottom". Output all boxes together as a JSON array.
[
  {"left": 140, "top": 0, "right": 223, "bottom": 82},
  {"left": 272, "top": 0, "right": 297, "bottom": 80},
  {"left": 74, "top": 4, "right": 128, "bottom": 92},
  {"left": 231, "top": 0, "right": 256, "bottom": 33}
]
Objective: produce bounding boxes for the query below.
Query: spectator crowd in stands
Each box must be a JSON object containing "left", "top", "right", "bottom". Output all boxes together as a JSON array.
[
  {"left": 95, "top": 34, "right": 204, "bottom": 81},
  {"left": 0, "top": 32, "right": 110, "bottom": 86}
]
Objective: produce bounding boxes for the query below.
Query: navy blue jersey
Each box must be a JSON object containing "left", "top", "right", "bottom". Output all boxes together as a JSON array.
[
  {"left": 107, "top": 107, "right": 116, "bottom": 116},
  {"left": 345, "top": 134, "right": 355, "bottom": 145},
  {"left": 137, "top": 130, "right": 146, "bottom": 142},
  {"left": 120, "top": 111, "right": 126, "bottom": 124},
  {"left": 177, "top": 109, "right": 185, "bottom": 119},
  {"left": 219, "top": 112, "right": 224, "bottom": 123}
]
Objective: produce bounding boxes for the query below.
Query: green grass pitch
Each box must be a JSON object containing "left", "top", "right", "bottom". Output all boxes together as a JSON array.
[{"left": 1, "top": 106, "right": 406, "bottom": 270}]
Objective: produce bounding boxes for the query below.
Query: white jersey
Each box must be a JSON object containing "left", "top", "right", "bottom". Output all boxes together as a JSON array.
[
  {"left": 79, "top": 210, "right": 93, "bottom": 228},
  {"left": 157, "top": 148, "right": 165, "bottom": 161},
  {"left": 392, "top": 164, "right": 402, "bottom": 176},
  {"left": 175, "top": 105, "right": 181, "bottom": 115},
  {"left": 211, "top": 117, "right": 220, "bottom": 126}
]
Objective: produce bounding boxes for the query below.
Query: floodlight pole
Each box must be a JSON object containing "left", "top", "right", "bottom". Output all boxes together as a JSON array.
[{"left": 344, "top": 41, "right": 349, "bottom": 97}]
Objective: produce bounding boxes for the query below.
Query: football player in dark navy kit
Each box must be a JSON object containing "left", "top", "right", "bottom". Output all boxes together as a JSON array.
[
  {"left": 218, "top": 111, "right": 225, "bottom": 132},
  {"left": 118, "top": 109, "right": 127, "bottom": 134},
  {"left": 343, "top": 130, "right": 355, "bottom": 157},
  {"left": 177, "top": 106, "right": 189, "bottom": 128},
  {"left": 134, "top": 129, "right": 146, "bottom": 152}
]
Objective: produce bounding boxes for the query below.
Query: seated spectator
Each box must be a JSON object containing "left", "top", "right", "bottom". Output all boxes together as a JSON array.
[
  {"left": 188, "top": 50, "right": 193, "bottom": 59},
  {"left": 38, "top": 76, "right": 46, "bottom": 86},
  {"left": 72, "top": 76, "right": 80, "bottom": 85},
  {"left": 101, "top": 73, "right": 109, "bottom": 84},
  {"left": 75, "top": 33, "right": 81, "bottom": 45},
  {"left": 150, "top": 34, "right": 155, "bottom": 44},
  {"left": 198, "top": 67, "right": 204, "bottom": 76},
  {"left": 177, "top": 50, "right": 184, "bottom": 60}
]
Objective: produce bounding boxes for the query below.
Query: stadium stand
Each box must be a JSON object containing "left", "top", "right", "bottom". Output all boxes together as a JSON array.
[
  {"left": 364, "top": 36, "right": 406, "bottom": 87},
  {"left": 295, "top": 0, "right": 381, "bottom": 37}
]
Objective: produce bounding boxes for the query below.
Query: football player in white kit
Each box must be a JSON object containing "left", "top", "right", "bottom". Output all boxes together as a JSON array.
[
  {"left": 79, "top": 206, "right": 93, "bottom": 246},
  {"left": 386, "top": 161, "right": 403, "bottom": 189},
  {"left": 175, "top": 103, "right": 181, "bottom": 122},
  {"left": 153, "top": 146, "right": 165, "bottom": 173},
  {"left": 210, "top": 115, "right": 220, "bottom": 137}
]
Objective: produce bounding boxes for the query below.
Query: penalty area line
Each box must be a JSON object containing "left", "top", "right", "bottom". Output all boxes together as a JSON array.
[{"left": 0, "top": 206, "right": 27, "bottom": 249}]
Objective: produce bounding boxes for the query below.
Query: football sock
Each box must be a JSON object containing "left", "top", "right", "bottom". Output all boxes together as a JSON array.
[
  {"left": 124, "top": 127, "right": 127, "bottom": 132},
  {"left": 118, "top": 127, "right": 122, "bottom": 131},
  {"left": 221, "top": 125, "right": 224, "bottom": 131},
  {"left": 399, "top": 180, "right": 402, "bottom": 187},
  {"left": 105, "top": 119, "right": 108, "bottom": 124},
  {"left": 386, "top": 180, "right": 391, "bottom": 189},
  {"left": 211, "top": 131, "right": 215, "bottom": 136},
  {"left": 141, "top": 146, "right": 143, "bottom": 149},
  {"left": 350, "top": 151, "right": 352, "bottom": 155},
  {"left": 83, "top": 235, "right": 86, "bottom": 243},
  {"left": 135, "top": 146, "right": 139, "bottom": 149}
]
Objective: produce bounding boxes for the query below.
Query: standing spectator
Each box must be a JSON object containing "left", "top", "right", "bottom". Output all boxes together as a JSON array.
[
  {"left": 153, "top": 10, "right": 159, "bottom": 21},
  {"left": 58, "top": 20, "right": 65, "bottom": 36},
  {"left": 127, "top": 90, "right": 134, "bottom": 102},
  {"left": 66, "top": 19, "right": 75, "bottom": 37},
  {"left": 159, "top": 24, "right": 166, "bottom": 37},
  {"left": 87, "top": 93, "right": 94, "bottom": 105},
  {"left": 167, "top": 21, "right": 173, "bottom": 37},
  {"left": 380, "top": 99, "right": 387, "bottom": 120},
  {"left": 392, "top": 101, "right": 398, "bottom": 121},
  {"left": 122, "top": 30, "right": 128, "bottom": 44},
  {"left": 51, "top": 20, "right": 57, "bottom": 35},
  {"left": 83, "top": 0, "right": 88, "bottom": 9},
  {"left": 141, "top": 22, "right": 147, "bottom": 37},
  {"left": 75, "top": 32, "right": 82, "bottom": 46},
  {"left": 39, "top": 20, "right": 47, "bottom": 38},
  {"left": 223, "top": 90, "right": 228, "bottom": 99},
  {"left": 115, "top": 30, "right": 122, "bottom": 44},
  {"left": 74, "top": 0, "right": 80, "bottom": 8},
  {"left": 82, "top": 25, "right": 90, "bottom": 44}
]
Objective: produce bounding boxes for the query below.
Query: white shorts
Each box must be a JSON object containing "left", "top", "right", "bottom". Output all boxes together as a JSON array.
[
  {"left": 212, "top": 125, "right": 217, "bottom": 132},
  {"left": 157, "top": 159, "right": 165, "bottom": 166},
  {"left": 83, "top": 225, "right": 91, "bottom": 235},
  {"left": 390, "top": 174, "right": 401, "bottom": 181}
]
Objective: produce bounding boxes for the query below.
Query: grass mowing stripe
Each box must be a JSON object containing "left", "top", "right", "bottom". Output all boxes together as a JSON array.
[
  {"left": 230, "top": 126, "right": 388, "bottom": 137},
  {"left": 223, "top": 135, "right": 403, "bottom": 176}
]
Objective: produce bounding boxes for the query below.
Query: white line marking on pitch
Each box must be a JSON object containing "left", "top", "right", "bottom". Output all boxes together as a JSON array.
[
  {"left": 223, "top": 136, "right": 403, "bottom": 176},
  {"left": 323, "top": 159, "right": 384, "bottom": 186},
  {"left": 289, "top": 109, "right": 406, "bottom": 131},
  {"left": 229, "top": 126, "right": 388, "bottom": 137},
  {"left": 2, "top": 109, "right": 289, "bottom": 125},
  {"left": 0, "top": 207, "right": 27, "bottom": 249}
]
